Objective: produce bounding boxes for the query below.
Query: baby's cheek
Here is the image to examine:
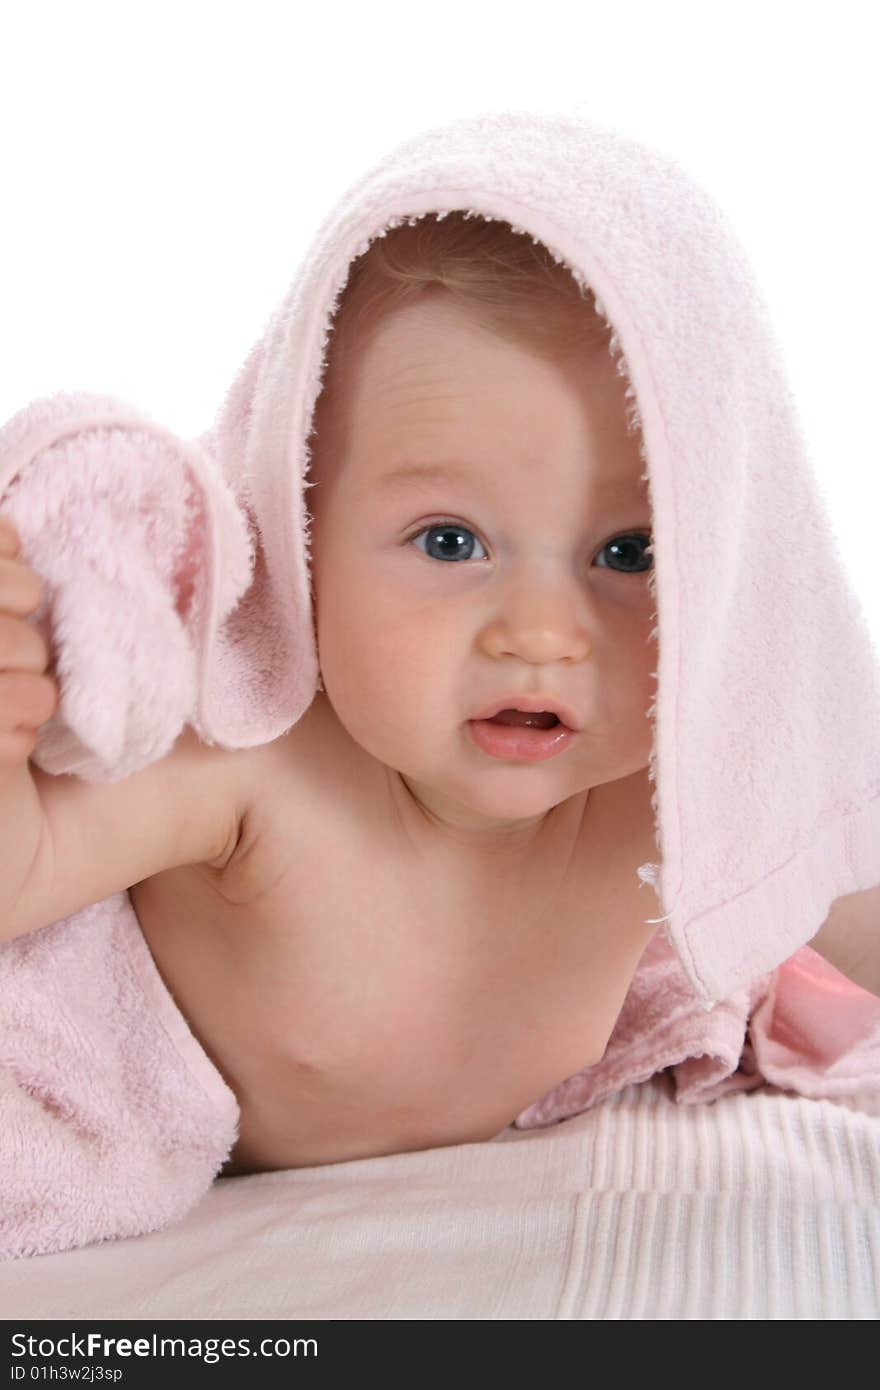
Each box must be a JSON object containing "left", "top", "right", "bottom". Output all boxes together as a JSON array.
[{"left": 320, "top": 602, "right": 405, "bottom": 731}]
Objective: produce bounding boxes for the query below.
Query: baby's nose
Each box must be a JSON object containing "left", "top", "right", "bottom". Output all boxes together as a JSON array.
[{"left": 477, "top": 574, "right": 592, "bottom": 665}]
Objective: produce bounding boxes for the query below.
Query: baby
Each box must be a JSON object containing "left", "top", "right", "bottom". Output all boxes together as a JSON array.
[{"left": 0, "top": 213, "right": 864, "bottom": 1178}]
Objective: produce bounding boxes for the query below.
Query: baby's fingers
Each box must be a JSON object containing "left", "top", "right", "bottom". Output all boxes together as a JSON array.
[
  {"left": 0, "top": 725, "right": 42, "bottom": 769},
  {"left": 0, "top": 554, "right": 45, "bottom": 617},
  {"left": 0, "top": 514, "right": 22, "bottom": 557},
  {"left": 0, "top": 669, "right": 59, "bottom": 731},
  {"left": 0, "top": 612, "right": 51, "bottom": 673}
]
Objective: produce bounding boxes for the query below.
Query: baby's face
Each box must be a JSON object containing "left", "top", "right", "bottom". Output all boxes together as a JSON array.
[{"left": 307, "top": 296, "right": 656, "bottom": 842}]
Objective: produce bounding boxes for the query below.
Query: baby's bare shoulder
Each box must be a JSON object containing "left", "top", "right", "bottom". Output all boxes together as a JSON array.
[{"left": 213, "top": 694, "right": 384, "bottom": 897}]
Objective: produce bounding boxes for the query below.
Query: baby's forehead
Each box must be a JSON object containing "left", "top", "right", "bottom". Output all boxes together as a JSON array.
[
  {"left": 313, "top": 301, "right": 643, "bottom": 496},
  {"left": 339, "top": 331, "right": 627, "bottom": 442}
]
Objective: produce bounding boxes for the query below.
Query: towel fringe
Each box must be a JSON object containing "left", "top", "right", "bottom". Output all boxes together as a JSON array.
[{"left": 638, "top": 862, "right": 673, "bottom": 924}]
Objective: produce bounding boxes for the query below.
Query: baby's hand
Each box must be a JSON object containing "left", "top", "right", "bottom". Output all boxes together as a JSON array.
[{"left": 0, "top": 513, "right": 58, "bottom": 770}]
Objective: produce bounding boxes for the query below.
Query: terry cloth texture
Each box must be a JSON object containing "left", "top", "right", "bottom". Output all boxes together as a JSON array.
[{"left": 2, "top": 109, "right": 878, "bottom": 1258}]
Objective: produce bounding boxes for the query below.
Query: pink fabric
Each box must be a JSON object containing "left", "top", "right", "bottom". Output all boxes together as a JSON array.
[
  {"left": 0, "top": 894, "right": 238, "bottom": 1260},
  {"left": 1, "top": 109, "right": 879, "bottom": 1258},
  {"left": 516, "top": 926, "right": 880, "bottom": 1129},
  {"left": 0, "top": 394, "right": 254, "bottom": 779},
  {"left": 2, "top": 889, "right": 876, "bottom": 1259},
  {"left": 2, "top": 111, "right": 878, "bottom": 1003}
]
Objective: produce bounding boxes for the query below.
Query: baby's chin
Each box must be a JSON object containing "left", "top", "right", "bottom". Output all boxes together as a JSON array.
[
  {"left": 390, "top": 765, "right": 587, "bottom": 843},
  {"left": 327, "top": 707, "right": 598, "bottom": 834}
]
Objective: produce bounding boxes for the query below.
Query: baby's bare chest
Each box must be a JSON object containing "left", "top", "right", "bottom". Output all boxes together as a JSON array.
[{"left": 131, "top": 768, "right": 659, "bottom": 1171}]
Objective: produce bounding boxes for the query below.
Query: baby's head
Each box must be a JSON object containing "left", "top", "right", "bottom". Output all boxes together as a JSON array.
[{"left": 306, "top": 213, "right": 656, "bottom": 845}]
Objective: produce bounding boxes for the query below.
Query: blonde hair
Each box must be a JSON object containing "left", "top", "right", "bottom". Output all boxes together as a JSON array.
[{"left": 310, "top": 211, "right": 612, "bottom": 447}]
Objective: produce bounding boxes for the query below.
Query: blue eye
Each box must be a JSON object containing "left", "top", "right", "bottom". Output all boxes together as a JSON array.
[
  {"left": 595, "top": 533, "right": 654, "bottom": 574},
  {"left": 409, "top": 524, "right": 653, "bottom": 572},
  {"left": 411, "top": 524, "right": 489, "bottom": 562}
]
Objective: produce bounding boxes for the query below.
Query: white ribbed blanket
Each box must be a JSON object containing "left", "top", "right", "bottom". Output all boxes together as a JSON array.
[{"left": 2, "top": 1077, "right": 876, "bottom": 1320}]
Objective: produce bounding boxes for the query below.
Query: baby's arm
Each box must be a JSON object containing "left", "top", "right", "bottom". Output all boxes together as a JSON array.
[
  {"left": 3, "top": 725, "right": 244, "bottom": 942},
  {"left": 0, "top": 513, "right": 244, "bottom": 943},
  {"left": 809, "top": 886, "right": 880, "bottom": 997}
]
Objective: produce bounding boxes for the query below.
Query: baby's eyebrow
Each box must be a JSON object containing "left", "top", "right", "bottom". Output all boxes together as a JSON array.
[
  {"left": 375, "top": 460, "right": 648, "bottom": 499},
  {"left": 374, "top": 461, "right": 477, "bottom": 493}
]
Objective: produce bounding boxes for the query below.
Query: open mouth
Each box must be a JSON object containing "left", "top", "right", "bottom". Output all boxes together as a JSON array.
[
  {"left": 485, "top": 709, "right": 562, "bottom": 730},
  {"left": 467, "top": 709, "right": 574, "bottom": 762}
]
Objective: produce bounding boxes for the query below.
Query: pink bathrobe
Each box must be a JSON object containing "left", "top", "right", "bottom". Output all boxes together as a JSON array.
[{"left": 2, "top": 109, "right": 879, "bottom": 1259}]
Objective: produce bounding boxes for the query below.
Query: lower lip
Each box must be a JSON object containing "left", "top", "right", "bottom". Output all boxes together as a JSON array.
[{"left": 466, "top": 719, "right": 576, "bottom": 762}]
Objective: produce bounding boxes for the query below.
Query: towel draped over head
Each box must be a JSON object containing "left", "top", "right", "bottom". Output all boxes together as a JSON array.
[
  {"left": 3, "top": 109, "right": 880, "bottom": 1263},
  {"left": 2, "top": 108, "right": 879, "bottom": 1017}
]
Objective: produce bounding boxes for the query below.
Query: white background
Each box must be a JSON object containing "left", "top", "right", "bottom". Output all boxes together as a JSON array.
[{"left": 2, "top": 0, "right": 877, "bottom": 635}]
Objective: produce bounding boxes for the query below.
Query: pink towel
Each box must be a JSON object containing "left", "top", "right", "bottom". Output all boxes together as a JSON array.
[
  {"left": 515, "top": 928, "right": 880, "bottom": 1130},
  {"left": 2, "top": 108, "right": 879, "bottom": 1258},
  {"left": 0, "top": 392, "right": 254, "bottom": 780},
  {"left": 0, "top": 895, "right": 238, "bottom": 1259},
  {"left": 1, "top": 894, "right": 876, "bottom": 1258}
]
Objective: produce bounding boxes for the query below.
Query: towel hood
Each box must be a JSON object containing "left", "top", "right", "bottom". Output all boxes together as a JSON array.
[
  {"left": 192, "top": 109, "right": 880, "bottom": 1007},
  {"left": 2, "top": 109, "right": 876, "bottom": 1011}
]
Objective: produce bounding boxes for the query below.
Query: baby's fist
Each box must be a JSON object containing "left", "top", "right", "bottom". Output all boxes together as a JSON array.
[{"left": 0, "top": 514, "right": 59, "bottom": 768}]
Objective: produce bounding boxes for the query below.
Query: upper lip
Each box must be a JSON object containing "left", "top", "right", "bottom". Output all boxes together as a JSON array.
[{"left": 470, "top": 695, "right": 580, "bottom": 731}]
